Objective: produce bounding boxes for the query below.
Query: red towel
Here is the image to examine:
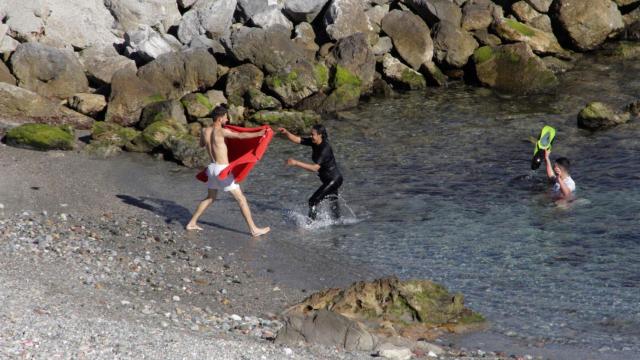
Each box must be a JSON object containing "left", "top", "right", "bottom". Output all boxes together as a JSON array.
[{"left": 196, "top": 125, "right": 273, "bottom": 183}]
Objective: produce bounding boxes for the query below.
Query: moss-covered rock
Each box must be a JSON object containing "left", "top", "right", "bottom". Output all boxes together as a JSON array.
[
  {"left": 246, "top": 88, "right": 282, "bottom": 111},
  {"left": 124, "top": 134, "right": 155, "bottom": 153},
  {"left": 181, "top": 93, "right": 213, "bottom": 119},
  {"left": 332, "top": 65, "right": 362, "bottom": 89},
  {"left": 320, "top": 84, "right": 361, "bottom": 113},
  {"left": 577, "top": 102, "right": 631, "bottom": 130},
  {"left": 163, "top": 133, "right": 209, "bottom": 168},
  {"left": 139, "top": 100, "right": 187, "bottom": 129},
  {"left": 5, "top": 123, "right": 75, "bottom": 151},
  {"left": 225, "top": 63, "right": 264, "bottom": 106},
  {"left": 382, "top": 54, "right": 426, "bottom": 90},
  {"left": 493, "top": 18, "right": 564, "bottom": 55},
  {"left": 84, "top": 140, "right": 122, "bottom": 158},
  {"left": 91, "top": 121, "right": 139, "bottom": 147},
  {"left": 265, "top": 60, "right": 321, "bottom": 107},
  {"left": 250, "top": 110, "right": 320, "bottom": 133},
  {"left": 141, "top": 120, "right": 187, "bottom": 148},
  {"left": 313, "top": 63, "right": 330, "bottom": 90},
  {"left": 473, "top": 46, "right": 494, "bottom": 64}
]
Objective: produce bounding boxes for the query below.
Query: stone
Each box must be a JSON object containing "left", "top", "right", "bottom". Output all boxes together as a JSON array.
[
  {"left": 371, "top": 78, "right": 394, "bottom": 98},
  {"left": 84, "top": 141, "right": 122, "bottom": 158},
  {"left": 237, "top": 0, "right": 275, "bottom": 20},
  {"left": 0, "top": 61, "right": 16, "bottom": 85},
  {"left": 366, "top": 4, "right": 390, "bottom": 33},
  {"left": 327, "top": 33, "right": 376, "bottom": 92},
  {"left": 528, "top": 14, "right": 553, "bottom": 33},
  {"left": 205, "top": 90, "right": 228, "bottom": 108},
  {"left": 321, "top": 83, "right": 361, "bottom": 113},
  {"left": 68, "top": 93, "right": 107, "bottom": 117},
  {"left": 163, "top": 133, "right": 209, "bottom": 168},
  {"left": 283, "top": 0, "right": 330, "bottom": 23},
  {"left": 493, "top": 18, "right": 564, "bottom": 55},
  {"left": 0, "top": 83, "right": 94, "bottom": 130},
  {"left": 422, "top": 61, "right": 448, "bottom": 87},
  {"left": 124, "top": 25, "right": 183, "bottom": 61},
  {"left": 179, "top": 0, "right": 198, "bottom": 9},
  {"left": 90, "top": 121, "right": 139, "bottom": 147},
  {"left": 295, "top": 91, "right": 329, "bottom": 111},
  {"left": 0, "top": 34, "right": 19, "bottom": 54},
  {"left": 404, "top": 0, "right": 463, "bottom": 26},
  {"left": 139, "top": 100, "right": 187, "bottom": 129},
  {"left": 512, "top": 1, "right": 540, "bottom": 23},
  {"left": 228, "top": 104, "right": 245, "bottom": 124},
  {"left": 105, "top": 0, "right": 182, "bottom": 33},
  {"left": 250, "top": 110, "right": 320, "bottom": 132},
  {"left": 276, "top": 310, "right": 376, "bottom": 351},
  {"left": 577, "top": 102, "right": 631, "bottom": 130},
  {"left": 461, "top": 0, "right": 494, "bottom": 31},
  {"left": 104, "top": 67, "right": 157, "bottom": 126},
  {"left": 79, "top": 46, "right": 137, "bottom": 86},
  {"left": 293, "top": 23, "right": 320, "bottom": 61},
  {"left": 11, "top": 43, "right": 89, "bottom": 99},
  {"left": 552, "top": 0, "right": 625, "bottom": 51},
  {"left": 141, "top": 119, "right": 187, "bottom": 148},
  {"left": 376, "top": 343, "right": 413, "bottom": 360},
  {"left": 614, "top": 0, "right": 640, "bottom": 5},
  {"left": 323, "top": 0, "right": 373, "bottom": 41},
  {"left": 5, "top": 123, "right": 75, "bottom": 151},
  {"left": 265, "top": 61, "right": 322, "bottom": 107},
  {"left": 177, "top": 0, "right": 237, "bottom": 44},
  {"left": 0, "top": 0, "right": 47, "bottom": 43},
  {"left": 473, "top": 43, "right": 558, "bottom": 94},
  {"left": 225, "top": 64, "right": 264, "bottom": 106},
  {"left": 246, "top": 89, "right": 282, "bottom": 111},
  {"left": 525, "top": 0, "right": 552, "bottom": 13},
  {"left": 188, "top": 35, "right": 226, "bottom": 54},
  {"left": 181, "top": 93, "right": 213, "bottom": 119},
  {"left": 381, "top": 10, "right": 434, "bottom": 69},
  {"left": 432, "top": 21, "right": 479, "bottom": 68},
  {"left": 373, "top": 36, "right": 394, "bottom": 56},
  {"left": 542, "top": 56, "right": 574, "bottom": 74},
  {"left": 473, "top": 29, "right": 502, "bottom": 46},
  {"left": 250, "top": 7, "right": 293, "bottom": 31},
  {"left": 382, "top": 54, "right": 426, "bottom": 90}
]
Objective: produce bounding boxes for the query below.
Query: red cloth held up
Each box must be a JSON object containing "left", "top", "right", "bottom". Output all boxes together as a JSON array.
[{"left": 196, "top": 125, "right": 273, "bottom": 183}]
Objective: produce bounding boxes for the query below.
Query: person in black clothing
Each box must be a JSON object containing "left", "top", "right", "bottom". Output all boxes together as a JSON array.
[{"left": 278, "top": 124, "right": 343, "bottom": 220}]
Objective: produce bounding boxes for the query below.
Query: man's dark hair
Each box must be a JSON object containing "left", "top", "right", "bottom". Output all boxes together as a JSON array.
[
  {"left": 312, "top": 124, "right": 328, "bottom": 141},
  {"left": 555, "top": 157, "right": 571, "bottom": 170},
  {"left": 211, "top": 104, "right": 228, "bottom": 121}
]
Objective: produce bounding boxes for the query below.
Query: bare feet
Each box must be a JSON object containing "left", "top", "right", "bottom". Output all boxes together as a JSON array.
[
  {"left": 185, "top": 223, "right": 203, "bottom": 231},
  {"left": 251, "top": 227, "right": 270, "bottom": 237}
]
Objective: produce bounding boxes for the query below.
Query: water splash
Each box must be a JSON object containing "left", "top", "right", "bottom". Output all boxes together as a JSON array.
[{"left": 284, "top": 195, "right": 361, "bottom": 230}]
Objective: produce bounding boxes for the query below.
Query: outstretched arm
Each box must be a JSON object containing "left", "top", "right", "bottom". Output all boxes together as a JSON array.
[
  {"left": 286, "top": 158, "right": 320, "bottom": 173},
  {"left": 278, "top": 128, "right": 301, "bottom": 144},
  {"left": 544, "top": 149, "right": 555, "bottom": 180},
  {"left": 222, "top": 128, "right": 266, "bottom": 139}
]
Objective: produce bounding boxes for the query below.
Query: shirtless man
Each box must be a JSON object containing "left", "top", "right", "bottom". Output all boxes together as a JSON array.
[{"left": 186, "top": 105, "right": 270, "bottom": 236}]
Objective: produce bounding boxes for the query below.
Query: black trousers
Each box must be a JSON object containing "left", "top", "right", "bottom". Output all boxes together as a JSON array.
[{"left": 308, "top": 176, "right": 343, "bottom": 220}]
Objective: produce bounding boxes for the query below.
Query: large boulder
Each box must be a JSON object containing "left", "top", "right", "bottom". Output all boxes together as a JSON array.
[
  {"left": 104, "top": 67, "right": 157, "bottom": 126},
  {"left": 90, "top": 121, "right": 139, "bottom": 147},
  {"left": 293, "top": 23, "right": 320, "bottom": 61},
  {"left": 0, "top": 61, "right": 16, "bottom": 85},
  {"left": 104, "top": 0, "right": 182, "bottom": 33},
  {"left": 0, "top": 0, "right": 47, "bottom": 43},
  {"left": 403, "top": 0, "right": 463, "bottom": 26},
  {"left": 250, "top": 7, "right": 294, "bottom": 31},
  {"left": 177, "top": 0, "right": 237, "bottom": 44},
  {"left": 473, "top": 43, "right": 558, "bottom": 94},
  {"left": 432, "top": 21, "right": 479, "bottom": 68},
  {"left": 461, "top": 0, "right": 494, "bottom": 31},
  {"left": 5, "top": 123, "right": 75, "bottom": 151},
  {"left": 163, "top": 133, "right": 209, "bottom": 168},
  {"left": 181, "top": 93, "right": 213, "bottom": 119},
  {"left": 283, "top": 0, "right": 330, "bottom": 23},
  {"left": 246, "top": 89, "right": 282, "bottom": 111},
  {"left": 10, "top": 43, "right": 89, "bottom": 99},
  {"left": 577, "top": 102, "right": 631, "bottom": 130},
  {"left": 79, "top": 46, "right": 137, "bottom": 86},
  {"left": 141, "top": 119, "right": 187, "bottom": 148},
  {"left": 512, "top": 1, "right": 540, "bottom": 23},
  {"left": 551, "top": 0, "right": 624, "bottom": 51},
  {"left": 381, "top": 10, "right": 434, "bottom": 70},
  {"left": 139, "top": 100, "right": 187, "bottom": 129},
  {"left": 250, "top": 110, "right": 320, "bottom": 132},
  {"left": 265, "top": 61, "right": 323, "bottom": 107},
  {"left": 68, "top": 93, "right": 107, "bottom": 117},
  {"left": 0, "top": 83, "right": 93, "bottom": 130},
  {"left": 225, "top": 64, "right": 264, "bottom": 106},
  {"left": 382, "top": 53, "right": 427, "bottom": 90},
  {"left": 276, "top": 310, "right": 376, "bottom": 351},
  {"left": 526, "top": 0, "right": 552, "bottom": 13},
  {"left": 323, "top": 0, "right": 373, "bottom": 41},
  {"left": 493, "top": 18, "right": 564, "bottom": 55},
  {"left": 124, "top": 25, "right": 183, "bottom": 61},
  {"left": 327, "top": 33, "right": 376, "bottom": 92}
]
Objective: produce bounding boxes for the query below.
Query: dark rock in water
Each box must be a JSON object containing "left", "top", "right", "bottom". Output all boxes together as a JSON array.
[
  {"left": 404, "top": 0, "right": 463, "bottom": 27},
  {"left": 381, "top": 10, "right": 434, "bottom": 70},
  {"left": 5, "top": 123, "right": 75, "bottom": 151},
  {"left": 139, "top": 100, "right": 187, "bottom": 130},
  {"left": 542, "top": 56, "right": 574, "bottom": 74},
  {"left": 432, "top": 20, "right": 479, "bottom": 68},
  {"left": 225, "top": 64, "right": 264, "bottom": 106},
  {"left": 473, "top": 43, "right": 558, "bottom": 94},
  {"left": 276, "top": 309, "right": 376, "bottom": 351},
  {"left": 422, "top": 61, "right": 448, "bottom": 87},
  {"left": 371, "top": 78, "right": 394, "bottom": 98},
  {"left": 577, "top": 102, "right": 631, "bottom": 130},
  {"left": 602, "top": 41, "right": 640, "bottom": 60},
  {"left": 295, "top": 91, "right": 329, "bottom": 111},
  {"left": 551, "top": 0, "right": 624, "bottom": 51},
  {"left": 11, "top": 43, "right": 89, "bottom": 99},
  {"left": 0, "top": 61, "right": 16, "bottom": 85},
  {"left": 326, "top": 33, "right": 376, "bottom": 93},
  {"left": 626, "top": 99, "right": 640, "bottom": 117}
]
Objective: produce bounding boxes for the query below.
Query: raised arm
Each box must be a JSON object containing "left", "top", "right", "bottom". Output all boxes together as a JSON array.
[
  {"left": 222, "top": 128, "right": 266, "bottom": 139},
  {"left": 278, "top": 128, "right": 301, "bottom": 144},
  {"left": 544, "top": 149, "right": 555, "bottom": 180}
]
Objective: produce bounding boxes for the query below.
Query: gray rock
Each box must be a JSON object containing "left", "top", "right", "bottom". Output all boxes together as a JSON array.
[
  {"left": 422, "top": 60, "right": 448, "bottom": 86},
  {"left": 265, "top": 60, "right": 321, "bottom": 107},
  {"left": 0, "top": 34, "right": 20, "bottom": 54},
  {"left": 188, "top": 35, "right": 226, "bottom": 54},
  {"left": 512, "top": 1, "right": 540, "bottom": 23},
  {"left": 205, "top": 90, "right": 228, "bottom": 108},
  {"left": 525, "top": 0, "right": 552, "bottom": 13},
  {"left": 276, "top": 310, "right": 376, "bottom": 351},
  {"left": 104, "top": 67, "right": 156, "bottom": 126},
  {"left": 376, "top": 343, "right": 413, "bottom": 360},
  {"left": 577, "top": 102, "right": 631, "bottom": 130},
  {"left": 432, "top": 21, "right": 479, "bottom": 68},
  {"left": 180, "top": 93, "right": 213, "bottom": 119},
  {"left": 177, "top": 0, "right": 237, "bottom": 44},
  {"left": 125, "top": 25, "right": 183, "bottom": 61},
  {"left": 225, "top": 64, "right": 264, "bottom": 106},
  {"left": 404, "top": 0, "right": 463, "bottom": 26},
  {"left": 542, "top": 56, "right": 574, "bottom": 74},
  {"left": 293, "top": 22, "right": 320, "bottom": 60},
  {"left": 382, "top": 53, "right": 426, "bottom": 90},
  {"left": 328, "top": 32, "right": 376, "bottom": 92},
  {"left": 179, "top": 0, "right": 198, "bottom": 9},
  {"left": 372, "top": 36, "right": 393, "bottom": 56},
  {"left": 473, "top": 29, "right": 502, "bottom": 46},
  {"left": 552, "top": 0, "right": 624, "bottom": 51},
  {"left": 139, "top": 100, "right": 187, "bottom": 129},
  {"left": 366, "top": 4, "right": 390, "bottom": 33},
  {"left": 68, "top": 93, "right": 107, "bottom": 117},
  {"left": 251, "top": 7, "right": 294, "bottom": 31},
  {"left": 493, "top": 18, "right": 564, "bottom": 55},
  {"left": 79, "top": 46, "right": 137, "bottom": 86},
  {"left": 0, "top": 0, "right": 47, "bottom": 43},
  {"left": 284, "top": 0, "right": 331, "bottom": 23},
  {"left": 105, "top": 0, "right": 182, "bottom": 33},
  {"left": 473, "top": 43, "right": 558, "bottom": 94},
  {"left": 11, "top": 43, "right": 89, "bottom": 99},
  {"left": 0, "top": 61, "right": 16, "bottom": 85},
  {"left": 163, "top": 134, "right": 209, "bottom": 168},
  {"left": 461, "top": 0, "right": 494, "bottom": 31},
  {"left": 323, "top": 0, "right": 373, "bottom": 41},
  {"left": 614, "top": 0, "right": 640, "bottom": 5},
  {"left": 0, "top": 83, "right": 94, "bottom": 130},
  {"left": 237, "top": 0, "right": 276, "bottom": 20},
  {"left": 246, "top": 88, "right": 282, "bottom": 111},
  {"left": 381, "top": 10, "right": 433, "bottom": 69},
  {"left": 528, "top": 14, "right": 553, "bottom": 33}
]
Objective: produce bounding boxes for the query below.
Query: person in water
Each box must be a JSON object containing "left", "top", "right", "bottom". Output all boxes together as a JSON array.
[
  {"left": 544, "top": 149, "right": 575, "bottom": 201},
  {"left": 186, "top": 105, "right": 270, "bottom": 237},
  {"left": 278, "top": 124, "right": 343, "bottom": 220}
]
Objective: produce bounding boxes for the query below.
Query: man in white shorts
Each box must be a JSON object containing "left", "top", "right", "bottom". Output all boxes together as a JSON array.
[{"left": 186, "top": 106, "right": 270, "bottom": 237}]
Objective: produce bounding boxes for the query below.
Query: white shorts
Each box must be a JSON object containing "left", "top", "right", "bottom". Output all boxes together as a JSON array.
[{"left": 207, "top": 163, "right": 239, "bottom": 192}]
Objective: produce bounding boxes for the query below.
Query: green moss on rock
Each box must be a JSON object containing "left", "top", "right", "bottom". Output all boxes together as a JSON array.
[
  {"left": 314, "top": 63, "right": 330, "bottom": 89},
  {"left": 505, "top": 19, "right": 535, "bottom": 37},
  {"left": 146, "top": 94, "right": 166, "bottom": 103},
  {"left": 332, "top": 65, "right": 362, "bottom": 89},
  {"left": 473, "top": 46, "right": 494, "bottom": 64},
  {"left": 400, "top": 69, "right": 427, "bottom": 90},
  {"left": 141, "top": 120, "right": 187, "bottom": 148},
  {"left": 250, "top": 110, "right": 320, "bottom": 133},
  {"left": 5, "top": 123, "right": 75, "bottom": 151},
  {"left": 91, "top": 121, "right": 139, "bottom": 147},
  {"left": 84, "top": 140, "right": 122, "bottom": 158}
]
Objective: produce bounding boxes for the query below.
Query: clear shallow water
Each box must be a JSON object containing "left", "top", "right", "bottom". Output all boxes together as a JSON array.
[{"left": 245, "top": 55, "right": 640, "bottom": 354}]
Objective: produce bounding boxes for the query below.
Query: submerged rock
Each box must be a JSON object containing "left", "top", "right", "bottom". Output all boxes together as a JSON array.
[
  {"left": 577, "top": 102, "right": 631, "bottom": 130},
  {"left": 5, "top": 123, "right": 75, "bottom": 151}
]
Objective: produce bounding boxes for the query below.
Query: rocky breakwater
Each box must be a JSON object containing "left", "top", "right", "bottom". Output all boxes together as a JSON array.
[{"left": 0, "top": 0, "right": 638, "bottom": 165}]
